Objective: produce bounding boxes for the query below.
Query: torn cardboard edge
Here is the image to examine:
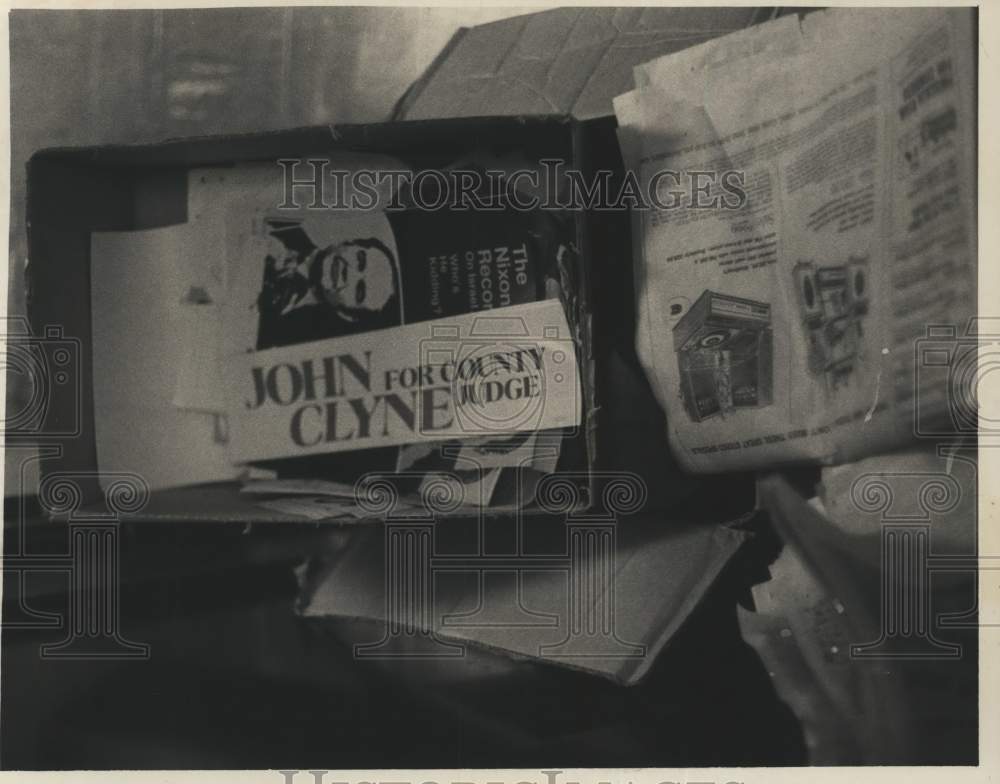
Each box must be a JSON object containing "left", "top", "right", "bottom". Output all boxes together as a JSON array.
[
  {"left": 297, "top": 511, "right": 752, "bottom": 685},
  {"left": 397, "top": 7, "right": 768, "bottom": 122}
]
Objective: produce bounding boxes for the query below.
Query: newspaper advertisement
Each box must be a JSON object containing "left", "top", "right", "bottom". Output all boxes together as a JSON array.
[{"left": 615, "top": 8, "right": 976, "bottom": 472}]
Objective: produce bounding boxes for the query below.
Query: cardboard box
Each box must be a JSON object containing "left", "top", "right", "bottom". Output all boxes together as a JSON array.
[
  {"left": 21, "top": 8, "right": 768, "bottom": 690},
  {"left": 397, "top": 7, "right": 769, "bottom": 121},
  {"left": 27, "top": 0, "right": 766, "bottom": 514},
  {"left": 26, "top": 116, "right": 598, "bottom": 520}
]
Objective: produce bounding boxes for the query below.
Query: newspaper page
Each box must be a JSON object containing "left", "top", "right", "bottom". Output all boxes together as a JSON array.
[{"left": 615, "top": 8, "right": 976, "bottom": 472}]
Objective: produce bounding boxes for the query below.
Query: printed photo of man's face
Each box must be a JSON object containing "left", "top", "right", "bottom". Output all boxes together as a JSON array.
[
  {"left": 317, "top": 240, "right": 397, "bottom": 320},
  {"left": 255, "top": 217, "right": 403, "bottom": 350}
]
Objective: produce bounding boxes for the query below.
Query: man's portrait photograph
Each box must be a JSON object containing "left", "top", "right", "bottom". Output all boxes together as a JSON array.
[{"left": 254, "top": 211, "right": 403, "bottom": 350}]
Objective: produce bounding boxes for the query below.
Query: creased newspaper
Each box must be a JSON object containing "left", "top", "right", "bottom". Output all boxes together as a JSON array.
[{"left": 615, "top": 8, "right": 976, "bottom": 472}]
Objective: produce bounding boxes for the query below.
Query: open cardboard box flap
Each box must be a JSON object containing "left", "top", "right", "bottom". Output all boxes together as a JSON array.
[
  {"left": 397, "top": 7, "right": 768, "bottom": 121},
  {"left": 300, "top": 509, "right": 752, "bottom": 685}
]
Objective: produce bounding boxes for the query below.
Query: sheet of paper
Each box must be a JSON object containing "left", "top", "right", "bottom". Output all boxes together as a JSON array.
[
  {"left": 91, "top": 227, "right": 241, "bottom": 490},
  {"left": 241, "top": 478, "right": 363, "bottom": 499},
  {"left": 393, "top": 430, "right": 561, "bottom": 508},
  {"left": 254, "top": 495, "right": 362, "bottom": 521},
  {"left": 615, "top": 8, "right": 976, "bottom": 472},
  {"left": 254, "top": 492, "right": 428, "bottom": 521},
  {"left": 171, "top": 302, "right": 227, "bottom": 413},
  {"left": 819, "top": 445, "right": 976, "bottom": 552}
]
